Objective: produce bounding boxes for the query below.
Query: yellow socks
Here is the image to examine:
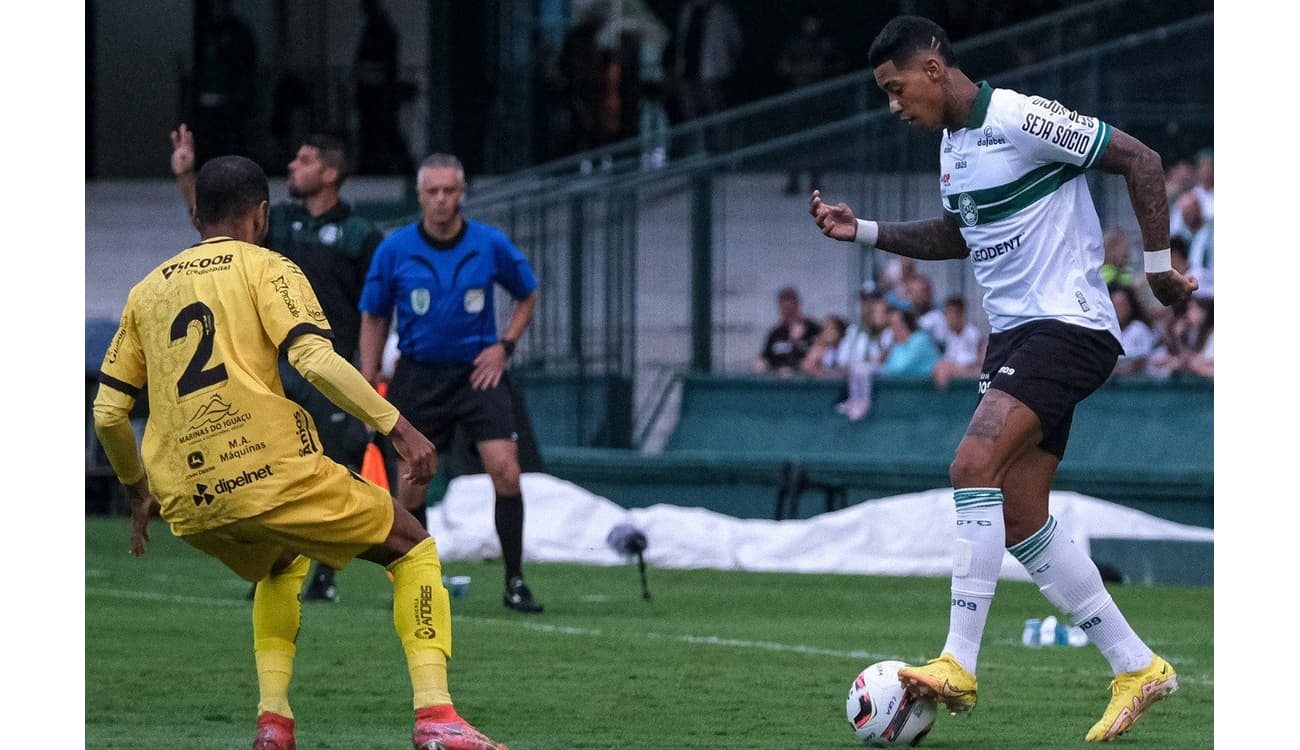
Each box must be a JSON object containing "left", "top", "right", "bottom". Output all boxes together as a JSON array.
[
  {"left": 252, "top": 554, "right": 309, "bottom": 718},
  {"left": 388, "top": 537, "right": 454, "bottom": 708}
]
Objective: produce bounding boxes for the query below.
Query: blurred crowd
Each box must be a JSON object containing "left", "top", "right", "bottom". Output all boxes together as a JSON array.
[
  {"left": 534, "top": 0, "right": 1066, "bottom": 166},
  {"left": 753, "top": 148, "right": 1214, "bottom": 418}
]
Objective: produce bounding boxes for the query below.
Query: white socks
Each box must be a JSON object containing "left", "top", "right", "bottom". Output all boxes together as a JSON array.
[
  {"left": 1010, "top": 515, "right": 1154, "bottom": 675},
  {"left": 942, "top": 488, "right": 1006, "bottom": 675}
]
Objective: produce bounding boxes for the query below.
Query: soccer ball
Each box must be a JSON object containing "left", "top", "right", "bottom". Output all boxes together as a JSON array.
[{"left": 845, "top": 660, "right": 937, "bottom": 747}]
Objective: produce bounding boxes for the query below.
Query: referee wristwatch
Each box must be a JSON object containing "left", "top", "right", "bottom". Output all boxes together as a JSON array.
[{"left": 500, "top": 338, "right": 517, "bottom": 357}]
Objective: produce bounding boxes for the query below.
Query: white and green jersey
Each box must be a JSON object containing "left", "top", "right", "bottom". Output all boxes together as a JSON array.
[{"left": 940, "top": 82, "right": 1119, "bottom": 340}]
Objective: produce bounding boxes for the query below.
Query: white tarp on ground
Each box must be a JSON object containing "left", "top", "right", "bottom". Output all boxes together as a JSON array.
[{"left": 429, "top": 473, "right": 1214, "bottom": 581}]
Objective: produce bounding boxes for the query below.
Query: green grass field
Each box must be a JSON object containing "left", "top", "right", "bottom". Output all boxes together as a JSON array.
[{"left": 85, "top": 514, "right": 1212, "bottom": 749}]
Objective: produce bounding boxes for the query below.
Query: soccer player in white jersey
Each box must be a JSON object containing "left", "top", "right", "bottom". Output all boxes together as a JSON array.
[
  {"left": 93, "top": 156, "right": 507, "bottom": 750},
  {"left": 809, "top": 15, "right": 1198, "bottom": 743}
]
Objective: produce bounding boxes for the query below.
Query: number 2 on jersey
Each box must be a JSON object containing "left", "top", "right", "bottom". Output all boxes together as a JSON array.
[{"left": 170, "top": 301, "right": 228, "bottom": 398}]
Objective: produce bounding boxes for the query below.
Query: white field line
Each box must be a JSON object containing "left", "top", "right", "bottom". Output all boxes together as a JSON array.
[{"left": 85, "top": 587, "right": 1213, "bottom": 687}]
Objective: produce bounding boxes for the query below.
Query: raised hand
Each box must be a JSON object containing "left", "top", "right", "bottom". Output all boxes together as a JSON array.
[
  {"left": 809, "top": 189, "right": 860, "bottom": 242},
  {"left": 170, "top": 123, "right": 196, "bottom": 176}
]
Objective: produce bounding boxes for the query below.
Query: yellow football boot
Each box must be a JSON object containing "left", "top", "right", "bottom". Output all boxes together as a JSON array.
[
  {"left": 898, "top": 653, "right": 978, "bottom": 715},
  {"left": 1085, "top": 654, "right": 1179, "bottom": 742}
]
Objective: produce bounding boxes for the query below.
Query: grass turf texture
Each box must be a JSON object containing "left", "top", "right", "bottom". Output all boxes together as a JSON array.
[{"left": 85, "top": 515, "right": 1212, "bottom": 748}]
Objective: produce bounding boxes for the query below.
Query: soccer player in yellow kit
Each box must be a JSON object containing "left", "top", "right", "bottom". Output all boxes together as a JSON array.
[{"left": 92, "top": 155, "right": 507, "bottom": 750}]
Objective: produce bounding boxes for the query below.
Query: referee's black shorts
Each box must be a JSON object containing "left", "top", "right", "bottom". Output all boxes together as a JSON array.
[
  {"left": 977, "top": 319, "right": 1121, "bottom": 459},
  {"left": 387, "top": 359, "right": 518, "bottom": 452}
]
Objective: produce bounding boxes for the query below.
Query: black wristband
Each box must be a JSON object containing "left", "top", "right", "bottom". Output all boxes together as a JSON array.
[{"left": 500, "top": 339, "right": 516, "bottom": 357}]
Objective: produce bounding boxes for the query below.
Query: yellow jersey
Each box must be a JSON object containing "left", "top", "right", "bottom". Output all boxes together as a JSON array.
[{"left": 97, "top": 237, "right": 342, "bottom": 535}]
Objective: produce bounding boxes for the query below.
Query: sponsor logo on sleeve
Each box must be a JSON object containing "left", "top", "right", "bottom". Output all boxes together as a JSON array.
[{"left": 271, "top": 275, "right": 301, "bottom": 317}]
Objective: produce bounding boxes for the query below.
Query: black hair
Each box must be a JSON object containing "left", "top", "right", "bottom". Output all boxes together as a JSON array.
[
  {"left": 194, "top": 155, "right": 269, "bottom": 225},
  {"left": 867, "top": 16, "right": 956, "bottom": 69},
  {"left": 891, "top": 307, "right": 920, "bottom": 332},
  {"left": 942, "top": 295, "right": 966, "bottom": 312},
  {"left": 302, "top": 133, "right": 351, "bottom": 184}
]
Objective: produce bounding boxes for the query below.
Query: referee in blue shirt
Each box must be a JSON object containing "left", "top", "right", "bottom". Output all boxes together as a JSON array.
[{"left": 359, "top": 153, "right": 544, "bottom": 613}]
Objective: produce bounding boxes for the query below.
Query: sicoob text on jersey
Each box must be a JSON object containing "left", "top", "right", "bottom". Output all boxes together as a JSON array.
[{"left": 160, "top": 253, "right": 234, "bottom": 279}]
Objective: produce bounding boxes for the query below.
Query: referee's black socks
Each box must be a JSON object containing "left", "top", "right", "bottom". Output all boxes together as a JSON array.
[{"left": 495, "top": 492, "right": 525, "bottom": 582}]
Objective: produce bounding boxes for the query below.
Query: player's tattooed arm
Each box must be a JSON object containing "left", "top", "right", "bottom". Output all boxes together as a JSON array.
[
  {"left": 877, "top": 215, "right": 971, "bottom": 260},
  {"left": 1097, "top": 125, "right": 1197, "bottom": 306},
  {"left": 1096, "top": 127, "right": 1169, "bottom": 252}
]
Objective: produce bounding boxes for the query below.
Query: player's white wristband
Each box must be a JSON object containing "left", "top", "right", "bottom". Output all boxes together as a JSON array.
[
  {"left": 855, "top": 219, "right": 879, "bottom": 249},
  {"left": 1144, "top": 248, "right": 1172, "bottom": 273}
]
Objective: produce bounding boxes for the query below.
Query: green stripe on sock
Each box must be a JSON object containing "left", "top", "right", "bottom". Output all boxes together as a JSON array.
[
  {"left": 1009, "top": 515, "right": 1057, "bottom": 564},
  {"left": 954, "top": 488, "right": 1004, "bottom": 510}
]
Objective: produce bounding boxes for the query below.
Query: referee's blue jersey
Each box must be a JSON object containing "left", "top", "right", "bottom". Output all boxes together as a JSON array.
[{"left": 360, "top": 219, "right": 538, "bottom": 364}]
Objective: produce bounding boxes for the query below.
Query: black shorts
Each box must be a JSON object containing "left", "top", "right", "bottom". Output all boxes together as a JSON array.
[
  {"left": 388, "top": 359, "right": 518, "bottom": 452},
  {"left": 977, "top": 320, "right": 1120, "bottom": 459}
]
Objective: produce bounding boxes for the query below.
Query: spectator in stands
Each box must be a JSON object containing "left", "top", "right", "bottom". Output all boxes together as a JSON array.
[
  {"left": 172, "top": 124, "right": 381, "bottom": 604},
  {"left": 930, "top": 296, "right": 985, "bottom": 389},
  {"left": 1149, "top": 297, "right": 1213, "bottom": 379},
  {"left": 560, "top": 2, "right": 611, "bottom": 156},
  {"left": 800, "top": 314, "right": 848, "bottom": 378},
  {"left": 1164, "top": 157, "right": 1195, "bottom": 209},
  {"left": 881, "top": 257, "right": 922, "bottom": 311},
  {"left": 879, "top": 307, "right": 942, "bottom": 377},
  {"left": 1100, "top": 228, "right": 1134, "bottom": 288},
  {"left": 755, "top": 286, "right": 822, "bottom": 375},
  {"left": 834, "top": 287, "right": 893, "bottom": 421},
  {"left": 906, "top": 273, "right": 947, "bottom": 343},
  {"left": 358, "top": 152, "right": 546, "bottom": 615},
  {"left": 1181, "top": 297, "right": 1213, "bottom": 378},
  {"left": 1109, "top": 284, "right": 1156, "bottom": 377},
  {"left": 673, "top": 0, "right": 743, "bottom": 122},
  {"left": 776, "top": 11, "right": 844, "bottom": 194},
  {"left": 1173, "top": 189, "right": 1213, "bottom": 299},
  {"left": 1192, "top": 148, "right": 1213, "bottom": 222},
  {"left": 809, "top": 16, "right": 1196, "bottom": 740}
]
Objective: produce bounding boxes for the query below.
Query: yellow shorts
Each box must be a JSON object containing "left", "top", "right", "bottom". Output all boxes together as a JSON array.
[{"left": 180, "top": 463, "right": 395, "bottom": 582}]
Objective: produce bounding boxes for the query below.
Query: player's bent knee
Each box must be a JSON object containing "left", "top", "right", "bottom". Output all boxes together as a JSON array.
[
  {"left": 949, "top": 442, "right": 999, "bottom": 488},
  {"left": 387, "top": 499, "right": 431, "bottom": 550}
]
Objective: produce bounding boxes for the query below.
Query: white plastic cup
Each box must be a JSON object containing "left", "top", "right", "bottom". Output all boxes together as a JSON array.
[
  {"left": 1022, "top": 618, "right": 1043, "bottom": 648},
  {"left": 1040, "top": 616, "right": 1059, "bottom": 647},
  {"left": 447, "top": 575, "right": 471, "bottom": 599}
]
